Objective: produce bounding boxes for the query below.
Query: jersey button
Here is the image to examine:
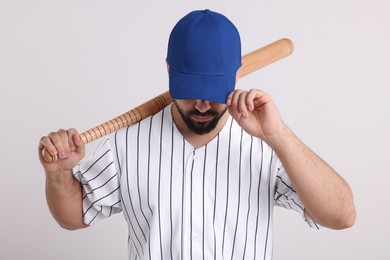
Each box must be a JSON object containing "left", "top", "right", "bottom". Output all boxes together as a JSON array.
[{"left": 192, "top": 233, "right": 199, "bottom": 241}]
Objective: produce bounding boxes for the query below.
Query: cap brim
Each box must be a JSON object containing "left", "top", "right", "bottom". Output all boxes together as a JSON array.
[{"left": 169, "top": 69, "right": 236, "bottom": 104}]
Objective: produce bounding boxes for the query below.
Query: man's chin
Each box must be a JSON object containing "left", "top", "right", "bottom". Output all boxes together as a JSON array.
[{"left": 187, "top": 121, "right": 215, "bottom": 135}]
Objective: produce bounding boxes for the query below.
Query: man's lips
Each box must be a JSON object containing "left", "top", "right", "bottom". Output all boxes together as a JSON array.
[{"left": 191, "top": 115, "right": 213, "bottom": 122}]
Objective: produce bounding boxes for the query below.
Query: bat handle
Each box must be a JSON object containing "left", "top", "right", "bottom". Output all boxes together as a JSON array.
[{"left": 41, "top": 91, "right": 173, "bottom": 162}]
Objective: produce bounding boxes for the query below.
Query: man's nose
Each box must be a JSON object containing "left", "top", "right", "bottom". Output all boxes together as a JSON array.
[{"left": 195, "top": 100, "right": 211, "bottom": 113}]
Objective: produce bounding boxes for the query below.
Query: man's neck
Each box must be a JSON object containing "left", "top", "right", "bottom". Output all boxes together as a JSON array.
[{"left": 171, "top": 104, "right": 230, "bottom": 149}]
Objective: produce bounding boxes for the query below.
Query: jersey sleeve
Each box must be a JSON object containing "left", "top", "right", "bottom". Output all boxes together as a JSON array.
[
  {"left": 274, "top": 163, "right": 319, "bottom": 229},
  {"left": 73, "top": 137, "right": 122, "bottom": 226}
]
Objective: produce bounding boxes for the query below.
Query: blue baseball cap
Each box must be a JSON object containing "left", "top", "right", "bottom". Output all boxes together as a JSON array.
[{"left": 167, "top": 9, "right": 242, "bottom": 104}]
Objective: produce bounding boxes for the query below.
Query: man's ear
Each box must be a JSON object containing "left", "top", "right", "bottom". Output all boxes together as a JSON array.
[{"left": 166, "top": 60, "right": 170, "bottom": 74}]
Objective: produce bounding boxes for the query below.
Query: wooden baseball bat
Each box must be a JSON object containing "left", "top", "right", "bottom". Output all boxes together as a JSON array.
[{"left": 42, "top": 38, "right": 294, "bottom": 162}]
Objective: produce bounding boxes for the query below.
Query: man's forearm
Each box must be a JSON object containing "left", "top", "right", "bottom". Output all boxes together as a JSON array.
[
  {"left": 269, "top": 126, "right": 356, "bottom": 229},
  {"left": 45, "top": 170, "right": 88, "bottom": 230}
]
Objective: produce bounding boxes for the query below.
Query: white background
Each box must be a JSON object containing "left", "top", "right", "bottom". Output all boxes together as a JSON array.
[{"left": 1, "top": 1, "right": 389, "bottom": 259}]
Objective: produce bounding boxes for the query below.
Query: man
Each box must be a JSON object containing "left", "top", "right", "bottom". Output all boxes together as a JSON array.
[{"left": 39, "top": 9, "right": 355, "bottom": 260}]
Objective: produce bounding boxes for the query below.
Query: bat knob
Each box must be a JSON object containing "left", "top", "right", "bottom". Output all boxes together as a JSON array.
[{"left": 41, "top": 148, "right": 58, "bottom": 162}]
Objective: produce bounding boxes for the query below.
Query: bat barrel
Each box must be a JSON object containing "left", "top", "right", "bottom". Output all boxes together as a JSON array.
[{"left": 239, "top": 38, "right": 293, "bottom": 78}]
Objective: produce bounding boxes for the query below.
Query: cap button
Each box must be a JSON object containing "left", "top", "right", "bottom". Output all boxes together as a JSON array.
[{"left": 203, "top": 9, "right": 210, "bottom": 13}]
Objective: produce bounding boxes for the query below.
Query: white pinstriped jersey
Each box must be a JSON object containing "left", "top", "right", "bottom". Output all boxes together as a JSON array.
[{"left": 73, "top": 104, "right": 317, "bottom": 260}]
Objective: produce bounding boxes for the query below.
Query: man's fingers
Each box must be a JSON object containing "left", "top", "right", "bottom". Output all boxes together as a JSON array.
[
  {"left": 228, "top": 89, "right": 261, "bottom": 118},
  {"left": 67, "top": 128, "right": 79, "bottom": 151},
  {"left": 227, "top": 90, "right": 243, "bottom": 119},
  {"left": 58, "top": 129, "right": 72, "bottom": 159},
  {"left": 40, "top": 129, "right": 76, "bottom": 160},
  {"left": 246, "top": 89, "right": 262, "bottom": 110},
  {"left": 237, "top": 92, "right": 249, "bottom": 118},
  {"left": 69, "top": 128, "right": 85, "bottom": 155},
  {"left": 39, "top": 135, "right": 58, "bottom": 157},
  {"left": 228, "top": 90, "right": 241, "bottom": 107}
]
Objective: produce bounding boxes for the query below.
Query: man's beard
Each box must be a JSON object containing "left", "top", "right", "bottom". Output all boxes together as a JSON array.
[{"left": 174, "top": 101, "right": 227, "bottom": 135}]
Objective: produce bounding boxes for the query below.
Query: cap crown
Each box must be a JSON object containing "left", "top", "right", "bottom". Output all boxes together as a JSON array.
[
  {"left": 167, "top": 9, "right": 241, "bottom": 76},
  {"left": 167, "top": 9, "right": 241, "bottom": 104}
]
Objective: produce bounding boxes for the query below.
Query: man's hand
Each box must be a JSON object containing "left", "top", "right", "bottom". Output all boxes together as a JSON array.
[
  {"left": 226, "top": 89, "right": 286, "bottom": 145},
  {"left": 38, "top": 128, "right": 85, "bottom": 174}
]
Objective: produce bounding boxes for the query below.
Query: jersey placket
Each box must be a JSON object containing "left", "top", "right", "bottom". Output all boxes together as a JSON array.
[{"left": 183, "top": 147, "right": 205, "bottom": 260}]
